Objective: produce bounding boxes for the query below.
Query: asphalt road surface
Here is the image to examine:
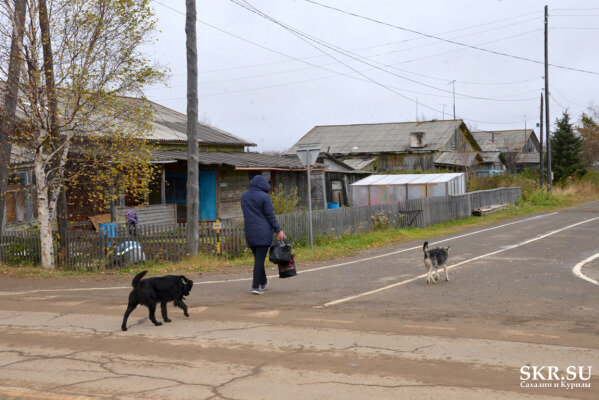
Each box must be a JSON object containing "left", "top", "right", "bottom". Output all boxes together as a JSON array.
[{"left": 0, "top": 201, "right": 598, "bottom": 399}]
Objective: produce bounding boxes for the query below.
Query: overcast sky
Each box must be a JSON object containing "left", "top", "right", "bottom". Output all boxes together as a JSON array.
[{"left": 143, "top": 0, "right": 599, "bottom": 151}]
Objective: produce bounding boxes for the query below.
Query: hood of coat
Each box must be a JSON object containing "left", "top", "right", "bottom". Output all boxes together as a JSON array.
[{"left": 249, "top": 175, "right": 271, "bottom": 193}]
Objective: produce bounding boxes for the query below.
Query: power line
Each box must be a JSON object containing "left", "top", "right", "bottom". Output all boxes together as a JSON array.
[
  {"left": 228, "top": 0, "right": 539, "bottom": 125},
  {"left": 150, "top": 0, "right": 541, "bottom": 125},
  {"left": 304, "top": 0, "right": 599, "bottom": 76},
  {"left": 229, "top": 0, "right": 539, "bottom": 103},
  {"left": 549, "top": 84, "right": 589, "bottom": 108},
  {"left": 153, "top": 2, "right": 540, "bottom": 76},
  {"left": 151, "top": 0, "right": 540, "bottom": 88},
  {"left": 550, "top": 93, "right": 567, "bottom": 111},
  {"left": 151, "top": 0, "right": 540, "bottom": 103}
]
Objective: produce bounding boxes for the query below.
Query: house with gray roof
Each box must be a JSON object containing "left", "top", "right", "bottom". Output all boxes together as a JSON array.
[
  {"left": 471, "top": 129, "right": 540, "bottom": 174},
  {"left": 286, "top": 119, "right": 483, "bottom": 173},
  {"left": 2, "top": 94, "right": 348, "bottom": 224}
]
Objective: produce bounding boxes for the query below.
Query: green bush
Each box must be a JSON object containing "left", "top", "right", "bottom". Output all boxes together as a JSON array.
[
  {"left": 371, "top": 211, "right": 391, "bottom": 230},
  {"left": 270, "top": 183, "right": 301, "bottom": 215}
]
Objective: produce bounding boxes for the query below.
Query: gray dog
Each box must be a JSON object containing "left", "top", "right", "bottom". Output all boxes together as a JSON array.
[{"left": 423, "top": 241, "right": 450, "bottom": 284}]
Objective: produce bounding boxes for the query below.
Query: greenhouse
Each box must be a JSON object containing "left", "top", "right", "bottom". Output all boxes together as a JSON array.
[{"left": 351, "top": 173, "right": 466, "bottom": 206}]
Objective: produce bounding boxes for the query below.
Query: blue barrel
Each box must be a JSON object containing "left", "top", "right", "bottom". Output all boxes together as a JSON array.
[
  {"left": 99, "top": 222, "right": 117, "bottom": 238},
  {"left": 327, "top": 202, "right": 340, "bottom": 209}
]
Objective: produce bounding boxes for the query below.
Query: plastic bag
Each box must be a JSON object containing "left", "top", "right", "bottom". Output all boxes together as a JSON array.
[
  {"left": 278, "top": 254, "right": 297, "bottom": 278},
  {"left": 269, "top": 239, "right": 292, "bottom": 264}
]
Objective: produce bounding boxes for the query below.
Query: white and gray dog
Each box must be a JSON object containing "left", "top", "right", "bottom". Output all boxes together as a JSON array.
[{"left": 422, "top": 241, "right": 450, "bottom": 284}]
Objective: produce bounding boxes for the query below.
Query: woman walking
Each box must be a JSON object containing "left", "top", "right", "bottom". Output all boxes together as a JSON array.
[{"left": 241, "top": 175, "right": 286, "bottom": 294}]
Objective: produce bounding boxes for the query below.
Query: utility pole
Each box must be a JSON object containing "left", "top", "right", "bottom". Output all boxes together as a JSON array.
[
  {"left": 544, "top": 5, "right": 552, "bottom": 191},
  {"left": 415, "top": 97, "right": 418, "bottom": 121},
  {"left": 186, "top": 0, "right": 200, "bottom": 255},
  {"left": 448, "top": 80, "right": 456, "bottom": 119},
  {"left": 539, "top": 93, "right": 544, "bottom": 187},
  {"left": 442, "top": 104, "right": 446, "bottom": 120},
  {"left": 0, "top": 0, "right": 27, "bottom": 234}
]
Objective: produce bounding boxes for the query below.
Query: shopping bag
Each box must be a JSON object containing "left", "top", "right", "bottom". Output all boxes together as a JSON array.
[
  {"left": 269, "top": 239, "right": 292, "bottom": 264},
  {"left": 278, "top": 254, "right": 297, "bottom": 278}
]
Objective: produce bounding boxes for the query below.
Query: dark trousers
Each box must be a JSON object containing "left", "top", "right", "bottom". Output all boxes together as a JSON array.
[{"left": 251, "top": 246, "right": 269, "bottom": 289}]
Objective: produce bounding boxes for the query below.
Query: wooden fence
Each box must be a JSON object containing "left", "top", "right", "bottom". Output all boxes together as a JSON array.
[
  {"left": 276, "top": 187, "right": 522, "bottom": 239},
  {"left": 0, "top": 187, "right": 520, "bottom": 268},
  {"left": 0, "top": 219, "right": 246, "bottom": 269}
]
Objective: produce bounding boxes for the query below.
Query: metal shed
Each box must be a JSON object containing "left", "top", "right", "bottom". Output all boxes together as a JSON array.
[{"left": 351, "top": 173, "right": 466, "bottom": 206}]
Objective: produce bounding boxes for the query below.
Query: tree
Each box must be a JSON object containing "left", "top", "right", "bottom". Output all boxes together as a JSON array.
[
  {"left": 577, "top": 107, "right": 599, "bottom": 168},
  {"left": 0, "top": 0, "right": 27, "bottom": 235},
  {"left": 0, "top": 0, "right": 163, "bottom": 269},
  {"left": 551, "top": 111, "right": 585, "bottom": 183}
]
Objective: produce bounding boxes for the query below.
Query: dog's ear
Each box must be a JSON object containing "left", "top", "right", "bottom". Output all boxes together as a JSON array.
[{"left": 445, "top": 246, "right": 451, "bottom": 251}]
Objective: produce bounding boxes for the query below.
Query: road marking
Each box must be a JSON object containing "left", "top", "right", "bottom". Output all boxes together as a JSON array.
[
  {"left": 403, "top": 324, "right": 456, "bottom": 331},
  {"left": 249, "top": 310, "right": 281, "bottom": 318},
  {"left": 198, "top": 212, "right": 557, "bottom": 284},
  {"left": 502, "top": 329, "right": 559, "bottom": 339},
  {"left": 300, "top": 317, "right": 354, "bottom": 324},
  {"left": 323, "top": 216, "right": 599, "bottom": 307},
  {"left": 0, "top": 212, "right": 557, "bottom": 296},
  {"left": 572, "top": 252, "right": 599, "bottom": 286}
]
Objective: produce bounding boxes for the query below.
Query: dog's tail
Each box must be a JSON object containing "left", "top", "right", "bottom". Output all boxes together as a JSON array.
[
  {"left": 131, "top": 270, "right": 147, "bottom": 290},
  {"left": 423, "top": 241, "right": 429, "bottom": 254}
]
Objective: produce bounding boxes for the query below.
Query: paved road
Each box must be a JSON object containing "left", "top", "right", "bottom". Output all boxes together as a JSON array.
[{"left": 0, "top": 202, "right": 598, "bottom": 399}]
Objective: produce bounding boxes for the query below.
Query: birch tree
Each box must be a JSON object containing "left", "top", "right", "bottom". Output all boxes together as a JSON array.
[{"left": 0, "top": 0, "right": 163, "bottom": 269}]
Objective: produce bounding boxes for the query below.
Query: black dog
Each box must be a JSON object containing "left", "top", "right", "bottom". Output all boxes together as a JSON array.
[{"left": 121, "top": 270, "right": 193, "bottom": 331}]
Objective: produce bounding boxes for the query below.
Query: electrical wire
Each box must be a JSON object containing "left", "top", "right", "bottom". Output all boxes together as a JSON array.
[
  {"left": 150, "top": 0, "right": 540, "bottom": 103},
  {"left": 228, "top": 0, "right": 540, "bottom": 125},
  {"left": 152, "top": 2, "right": 541, "bottom": 77},
  {"left": 150, "top": 0, "right": 542, "bottom": 125},
  {"left": 304, "top": 0, "right": 599, "bottom": 76},
  {"left": 230, "top": 0, "right": 539, "bottom": 102}
]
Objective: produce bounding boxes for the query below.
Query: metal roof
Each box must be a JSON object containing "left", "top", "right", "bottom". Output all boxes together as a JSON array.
[
  {"left": 351, "top": 173, "right": 464, "bottom": 186},
  {"left": 480, "top": 151, "right": 502, "bottom": 163},
  {"left": 341, "top": 157, "right": 377, "bottom": 171},
  {"left": 147, "top": 101, "right": 255, "bottom": 147},
  {"left": 516, "top": 153, "right": 540, "bottom": 164},
  {"left": 434, "top": 151, "right": 481, "bottom": 167},
  {"left": 471, "top": 130, "right": 538, "bottom": 153},
  {"left": 0, "top": 81, "right": 256, "bottom": 148},
  {"left": 151, "top": 150, "right": 321, "bottom": 170},
  {"left": 286, "top": 120, "right": 465, "bottom": 156}
]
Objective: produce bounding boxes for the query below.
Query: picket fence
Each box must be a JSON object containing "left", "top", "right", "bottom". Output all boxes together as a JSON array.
[
  {"left": 276, "top": 186, "right": 521, "bottom": 238},
  {"left": 0, "top": 219, "right": 246, "bottom": 269},
  {"left": 0, "top": 187, "right": 520, "bottom": 269}
]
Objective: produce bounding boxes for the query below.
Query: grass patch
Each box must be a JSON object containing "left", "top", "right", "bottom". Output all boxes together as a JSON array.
[{"left": 3, "top": 171, "right": 599, "bottom": 278}]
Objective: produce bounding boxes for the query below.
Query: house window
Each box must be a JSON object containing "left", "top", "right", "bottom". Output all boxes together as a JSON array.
[{"left": 165, "top": 173, "right": 187, "bottom": 203}]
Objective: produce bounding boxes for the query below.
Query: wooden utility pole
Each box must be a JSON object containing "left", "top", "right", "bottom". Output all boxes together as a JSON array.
[
  {"left": 449, "top": 80, "right": 456, "bottom": 119},
  {"left": 544, "top": 5, "right": 552, "bottom": 191},
  {"left": 539, "top": 93, "right": 544, "bottom": 187},
  {"left": 0, "top": 0, "right": 27, "bottom": 234},
  {"left": 186, "top": 0, "right": 200, "bottom": 255}
]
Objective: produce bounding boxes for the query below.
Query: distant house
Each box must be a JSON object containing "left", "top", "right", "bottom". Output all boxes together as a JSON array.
[
  {"left": 471, "top": 129, "right": 540, "bottom": 174},
  {"left": 145, "top": 102, "right": 367, "bottom": 219},
  {"left": 286, "top": 119, "right": 483, "bottom": 173}
]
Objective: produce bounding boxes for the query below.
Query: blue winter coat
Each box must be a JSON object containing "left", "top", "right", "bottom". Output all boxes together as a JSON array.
[{"left": 241, "top": 175, "right": 282, "bottom": 247}]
